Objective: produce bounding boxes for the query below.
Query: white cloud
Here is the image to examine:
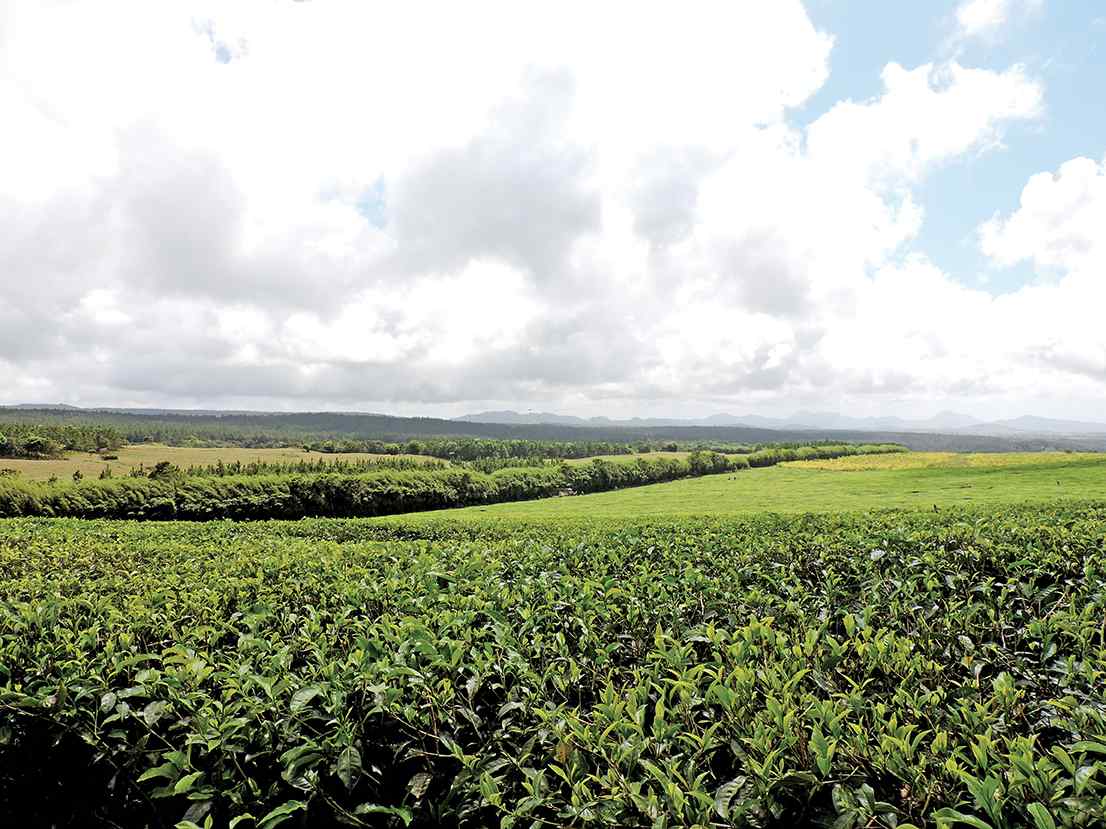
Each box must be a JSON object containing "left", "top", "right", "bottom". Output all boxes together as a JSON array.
[
  {"left": 979, "top": 155, "right": 1106, "bottom": 271},
  {"left": 952, "top": 0, "right": 1043, "bottom": 41},
  {"left": 5, "top": 0, "right": 1105, "bottom": 419},
  {"left": 956, "top": 0, "right": 1013, "bottom": 38},
  {"left": 807, "top": 62, "right": 1042, "bottom": 186}
]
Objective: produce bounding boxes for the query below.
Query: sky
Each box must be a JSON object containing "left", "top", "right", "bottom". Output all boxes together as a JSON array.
[{"left": 2, "top": 0, "right": 1105, "bottom": 420}]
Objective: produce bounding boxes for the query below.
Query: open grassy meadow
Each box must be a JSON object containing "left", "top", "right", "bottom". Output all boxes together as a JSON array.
[
  {"left": 382, "top": 451, "right": 1106, "bottom": 523},
  {"left": 0, "top": 443, "right": 437, "bottom": 482},
  {"left": 787, "top": 451, "right": 1106, "bottom": 472}
]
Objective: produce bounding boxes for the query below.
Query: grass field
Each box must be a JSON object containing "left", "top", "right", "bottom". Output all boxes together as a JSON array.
[
  {"left": 788, "top": 450, "right": 1102, "bottom": 471},
  {"left": 0, "top": 443, "right": 437, "bottom": 481},
  {"left": 383, "top": 451, "right": 1106, "bottom": 522}
]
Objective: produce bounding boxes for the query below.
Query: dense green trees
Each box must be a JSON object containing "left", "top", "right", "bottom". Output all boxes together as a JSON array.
[
  {"left": 0, "top": 422, "right": 122, "bottom": 458},
  {"left": 304, "top": 437, "right": 651, "bottom": 460}
]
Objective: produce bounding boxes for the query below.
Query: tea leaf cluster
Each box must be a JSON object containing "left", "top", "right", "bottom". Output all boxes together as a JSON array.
[{"left": 2, "top": 505, "right": 1105, "bottom": 826}]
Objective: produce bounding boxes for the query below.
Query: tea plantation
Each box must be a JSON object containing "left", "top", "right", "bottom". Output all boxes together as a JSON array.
[{"left": 3, "top": 505, "right": 1105, "bottom": 827}]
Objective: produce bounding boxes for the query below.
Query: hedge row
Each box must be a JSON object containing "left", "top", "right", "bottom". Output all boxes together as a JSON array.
[{"left": 0, "top": 444, "right": 904, "bottom": 520}]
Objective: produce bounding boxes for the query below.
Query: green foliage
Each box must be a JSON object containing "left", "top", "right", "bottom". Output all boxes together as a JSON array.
[
  {"left": 0, "top": 421, "right": 123, "bottom": 458},
  {"left": 306, "top": 437, "right": 716, "bottom": 462},
  {"left": 2, "top": 505, "right": 1105, "bottom": 826},
  {"left": 187, "top": 455, "right": 449, "bottom": 477},
  {"left": 428, "top": 452, "right": 1106, "bottom": 522},
  {"left": 147, "top": 460, "right": 183, "bottom": 481},
  {"left": 0, "top": 445, "right": 903, "bottom": 521}
]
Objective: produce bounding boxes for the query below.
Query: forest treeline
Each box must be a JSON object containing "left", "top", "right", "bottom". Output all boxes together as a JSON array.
[
  {"left": 4, "top": 407, "right": 1101, "bottom": 451},
  {"left": 301, "top": 437, "right": 755, "bottom": 460},
  {"left": 0, "top": 422, "right": 124, "bottom": 459},
  {"left": 0, "top": 444, "right": 904, "bottom": 520}
]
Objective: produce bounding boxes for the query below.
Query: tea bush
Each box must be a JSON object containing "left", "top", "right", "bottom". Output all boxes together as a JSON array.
[{"left": 2, "top": 504, "right": 1105, "bottom": 826}]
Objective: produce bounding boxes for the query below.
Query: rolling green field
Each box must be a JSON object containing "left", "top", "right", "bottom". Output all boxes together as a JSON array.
[
  {"left": 382, "top": 452, "right": 1106, "bottom": 523},
  {"left": 788, "top": 451, "right": 1106, "bottom": 472}
]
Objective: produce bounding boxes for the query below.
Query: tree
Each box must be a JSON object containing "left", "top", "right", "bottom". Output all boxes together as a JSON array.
[
  {"left": 148, "top": 461, "right": 182, "bottom": 481},
  {"left": 24, "top": 435, "right": 63, "bottom": 458}
]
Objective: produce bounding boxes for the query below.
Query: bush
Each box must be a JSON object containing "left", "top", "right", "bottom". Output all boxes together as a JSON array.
[
  {"left": 23, "top": 434, "right": 64, "bottom": 458},
  {"left": 0, "top": 444, "right": 905, "bottom": 521},
  {"left": 2, "top": 506, "right": 1105, "bottom": 827}
]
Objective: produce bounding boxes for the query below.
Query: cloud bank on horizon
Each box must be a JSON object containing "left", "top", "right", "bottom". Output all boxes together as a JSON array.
[{"left": 2, "top": 0, "right": 1104, "bottom": 419}]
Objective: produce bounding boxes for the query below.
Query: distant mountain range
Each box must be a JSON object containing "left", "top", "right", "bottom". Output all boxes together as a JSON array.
[
  {"left": 455, "top": 410, "right": 1106, "bottom": 437},
  {"left": 6, "top": 402, "right": 1106, "bottom": 439},
  {"left": 1, "top": 403, "right": 84, "bottom": 411},
  {"left": 0, "top": 404, "right": 313, "bottom": 417}
]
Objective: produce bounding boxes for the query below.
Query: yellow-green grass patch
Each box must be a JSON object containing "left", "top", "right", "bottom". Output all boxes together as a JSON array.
[
  {"left": 0, "top": 443, "right": 438, "bottom": 482},
  {"left": 785, "top": 450, "right": 1105, "bottom": 472},
  {"left": 380, "top": 453, "right": 1106, "bottom": 523}
]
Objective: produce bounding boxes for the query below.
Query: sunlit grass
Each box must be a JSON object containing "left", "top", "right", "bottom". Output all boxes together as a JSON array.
[
  {"left": 383, "top": 452, "right": 1106, "bottom": 522},
  {"left": 785, "top": 450, "right": 1104, "bottom": 471},
  {"left": 0, "top": 443, "right": 436, "bottom": 482}
]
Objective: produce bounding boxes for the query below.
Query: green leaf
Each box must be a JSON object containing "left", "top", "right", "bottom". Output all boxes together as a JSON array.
[
  {"left": 714, "top": 776, "right": 745, "bottom": 819},
  {"left": 1074, "top": 765, "right": 1097, "bottom": 795},
  {"left": 479, "top": 771, "right": 502, "bottom": 806},
  {"left": 173, "top": 771, "right": 204, "bottom": 796},
  {"left": 228, "top": 815, "right": 255, "bottom": 829},
  {"left": 1050, "top": 746, "right": 1075, "bottom": 774},
  {"left": 137, "top": 762, "right": 179, "bottom": 783},
  {"left": 1026, "top": 803, "right": 1056, "bottom": 829},
  {"left": 1070, "top": 740, "right": 1106, "bottom": 756},
  {"left": 182, "top": 801, "right": 212, "bottom": 824},
  {"left": 811, "top": 727, "right": 834, "bottom": 776},
  {"left": 335, "top": 746, "right": 362, "bottom": 791},
  {"left": 143, "top": 700, "right": 168, "bottom": 727},
  {"left": 257, "top": 801, "right": 307, "bottom": 829},
  {"left": 290, "top": 686, "right": 322, "bottom": 714},
  {"left": 354, "top": 805, "right": 413, "bottom": 826},
  {"left": 932, "top": 808, "right": 993, "bottom": 829},
  {"left": 831, "top": 783, "right": 855, "bottom": 815}
]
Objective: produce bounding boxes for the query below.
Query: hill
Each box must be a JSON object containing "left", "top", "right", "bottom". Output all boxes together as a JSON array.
[
  {"left": 457, "top": 408, "right": 1106, "bottom": 436},
  {"left": 5, "top": 406, "right": 1106, "bottom": 451}
]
